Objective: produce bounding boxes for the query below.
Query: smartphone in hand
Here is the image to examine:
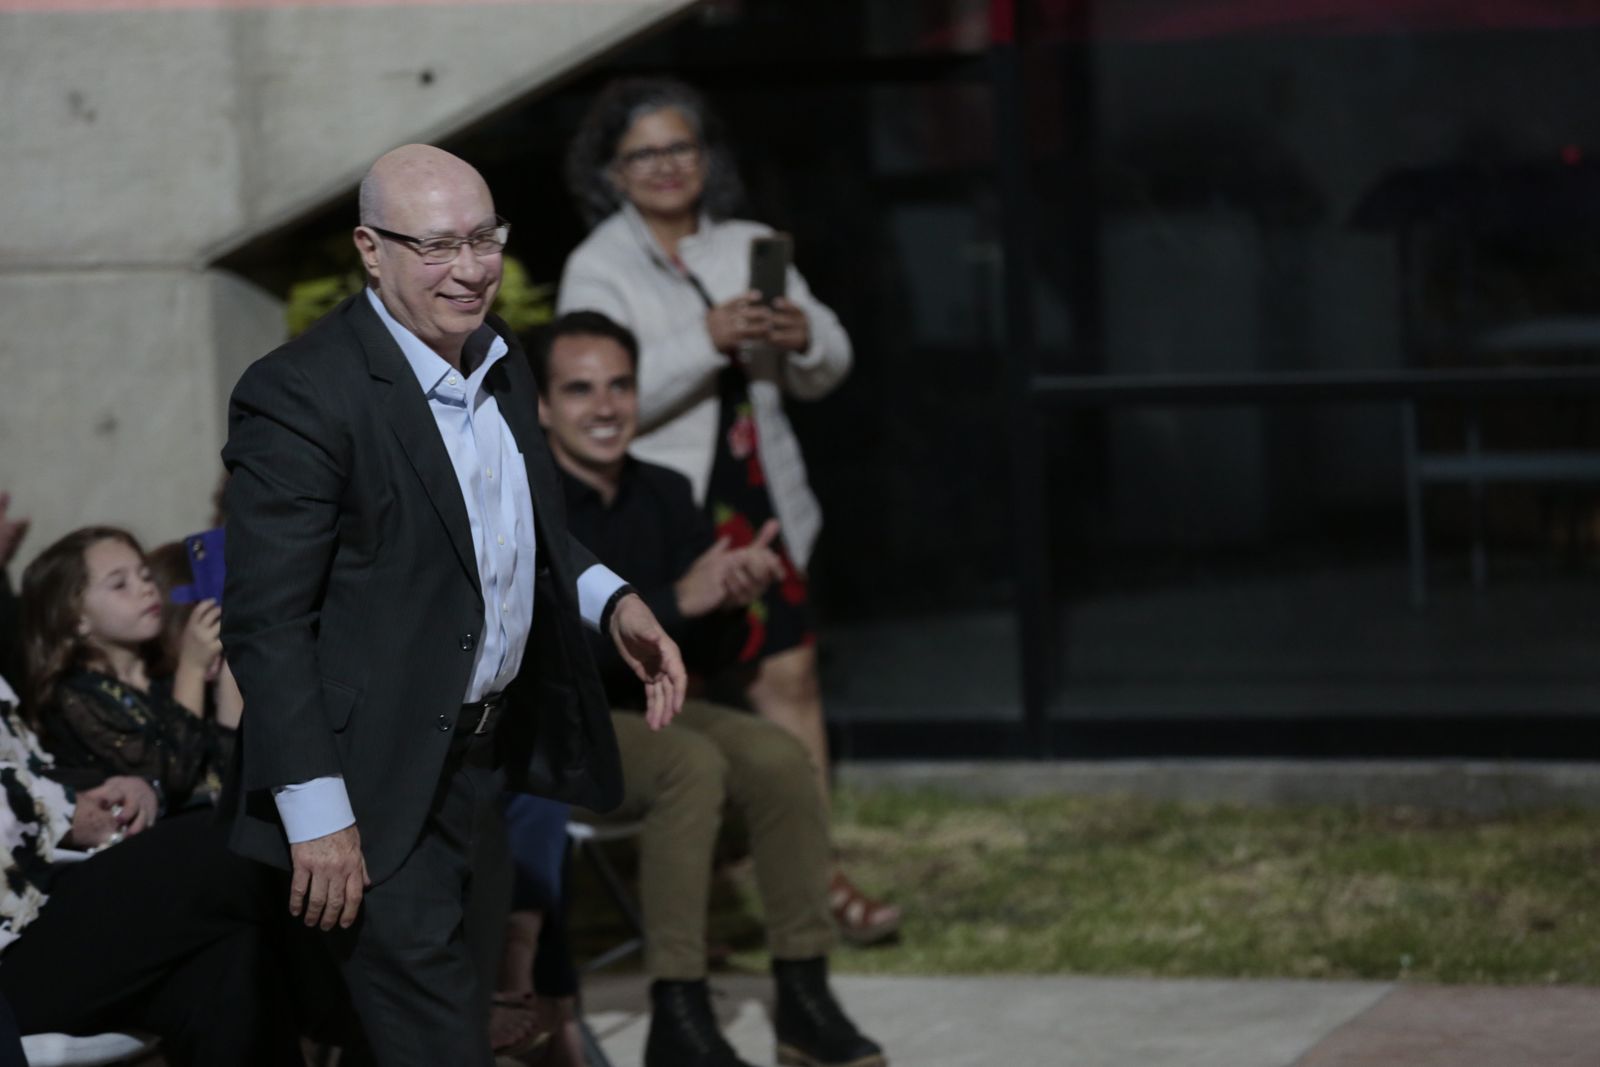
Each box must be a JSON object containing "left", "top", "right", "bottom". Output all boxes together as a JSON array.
[
  {"left": 170, "top": 527, "right": 226, "bottom": 605},
  {"left": 749, "top": 233, "right": 792, "bottom": 305}
]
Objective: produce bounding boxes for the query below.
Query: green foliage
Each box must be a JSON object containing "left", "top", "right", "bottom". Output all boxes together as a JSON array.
[
  {"left": 286, "top": 272, "right": 363, "bottom": 338},
  {"left": 494, "top": 257, "right": 555, "bottom": 336},
  {"left": 566, "top": 787, "right": 1600, "bottom": 984},
  {"left": 283, "top": 256, "right": 553, "bottom": 339}
]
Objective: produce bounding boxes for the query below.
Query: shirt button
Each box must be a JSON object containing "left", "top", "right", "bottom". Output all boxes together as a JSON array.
[
  {"left": 485, "top": 467, "right": 494, "bottom": 480},
  {"left": 447, "top": 375, "right": 458, "bottom": 386},
  {"left": 437, "top": 713, "right": 452, "bottom": 732},
  {"left": 497, "top": 534, "right": 505, "bottom": 546},
  {"left": 502, "top": 602, "right": 510, "bottom": 613},
  {"left": 460, "top": 632, "right": 476, "bottom": 651}
]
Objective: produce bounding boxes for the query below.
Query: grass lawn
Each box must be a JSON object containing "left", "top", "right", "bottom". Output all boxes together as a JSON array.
[{"left": 664, "top": 787, "right": 1600, "bottom": 985}]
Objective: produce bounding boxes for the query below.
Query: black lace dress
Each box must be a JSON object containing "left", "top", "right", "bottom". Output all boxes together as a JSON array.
[{"left": 39, "top": 671, "right": 233, "bottom": 811}]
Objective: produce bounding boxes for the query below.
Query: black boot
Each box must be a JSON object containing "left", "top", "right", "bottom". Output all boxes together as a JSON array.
[
  {"left": 772, "top": 958, "right": 887, "bottom": 1067},
  {"left": 645, "top": 979, "right": 758, "bottom": 1067}
]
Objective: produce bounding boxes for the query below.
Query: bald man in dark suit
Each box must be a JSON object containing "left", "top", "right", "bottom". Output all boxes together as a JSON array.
[{"left": 221, "top": 145, "right": 687, "bottom": 1065}]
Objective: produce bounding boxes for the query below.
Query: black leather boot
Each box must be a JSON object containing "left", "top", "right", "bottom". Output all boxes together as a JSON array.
[
  {"left": 772, "top": 957, "right": 887, "bottom": 1067},
  {"left": 645, "top": 979, "right": 758, "bottom": 1067}
]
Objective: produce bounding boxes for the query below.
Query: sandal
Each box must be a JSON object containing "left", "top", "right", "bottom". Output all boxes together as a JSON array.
[
  {"left": 490, "top": 992, "right": 551, "bottom": 1058},
  {"left": 828, "top": 871, "right": 901, "bottom": 947}
]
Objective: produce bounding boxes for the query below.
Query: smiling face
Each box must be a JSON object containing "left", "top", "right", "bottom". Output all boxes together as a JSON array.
[
  {"left": 355, "top": 147, "right": 503, "bottom": 364},
  {"left": 538, "top": 333, "right": 639, "bottom": 486},
  {"left": 78, "top": 537, "right": 161, "bottom": 652},
  {"left": 610, "top": 107, "right": 706, "bottom": 224}
]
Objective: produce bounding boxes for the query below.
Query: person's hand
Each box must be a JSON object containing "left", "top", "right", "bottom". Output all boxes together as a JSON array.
[
  {"left": 609, "top": 594, "right": 687, "bottom": 730},
  {"left": 706, "top": 291, "right": 773, "bottom": 354},
  {"left": 289, "top": 823, "right": 370, "bottom": 931},
  {"left": 675, "top": 538, "right": 737, "bottom": 618},
  {"left": 172, "top": 599, "right": 224, "bottom": 717},
  {"left": 720, "top": 519, "right": 785, "bottom": 604},
  {"left": 0, "top": 492, "right": 29, "bottom": 571},
  {"left": 69, "top": 776, "right": 157, "bottom": 848},
  {"left": 675, "top": 520, "right": 784, "bottom": 617},
  {"left": 768, "top": 297, "right": 811, "bottom": 353},
  {"left": 178, "top": 599, "right": 223, "bottom": 673},
  {"left": 532, "top": 996, "right": 585, "bottom": 1067}
]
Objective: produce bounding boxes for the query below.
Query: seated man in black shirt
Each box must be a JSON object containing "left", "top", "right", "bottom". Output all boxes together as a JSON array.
[{"left": 533, "top": 311, "right": 885, "bottom": 1067}]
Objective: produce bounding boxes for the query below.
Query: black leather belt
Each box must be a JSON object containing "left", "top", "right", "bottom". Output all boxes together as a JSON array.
[{"left": 458, "top": 693, "right": 506, "bottom": 736}]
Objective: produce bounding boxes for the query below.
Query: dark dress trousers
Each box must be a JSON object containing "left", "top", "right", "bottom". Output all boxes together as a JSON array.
[{"left": 220, "top": 292, "right": 623, "bottom": 1063}]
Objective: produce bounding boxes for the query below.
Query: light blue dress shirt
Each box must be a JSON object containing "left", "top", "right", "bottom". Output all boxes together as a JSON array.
[{"left": 271, "top": 289, "right": 626, "bottom": 844}]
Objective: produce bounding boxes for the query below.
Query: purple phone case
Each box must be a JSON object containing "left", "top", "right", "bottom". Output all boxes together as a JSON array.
[{"left": 169, "top": 527, "right": 225, "bottom": 605}]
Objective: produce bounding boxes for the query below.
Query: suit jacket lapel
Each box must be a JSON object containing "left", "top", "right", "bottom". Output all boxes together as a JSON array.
[{"left": 349, "top": 295, "right": 483, "bottom": 600}]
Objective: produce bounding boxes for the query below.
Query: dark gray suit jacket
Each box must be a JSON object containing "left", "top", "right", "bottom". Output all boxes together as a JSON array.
[{"left": 220, "top": 293, "right": 622, "bottom": 883}]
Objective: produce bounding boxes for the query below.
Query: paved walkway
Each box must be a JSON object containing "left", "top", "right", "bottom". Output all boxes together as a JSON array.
[{"left": 581, "top": 973, "right": 1600, "bottom": 1066}]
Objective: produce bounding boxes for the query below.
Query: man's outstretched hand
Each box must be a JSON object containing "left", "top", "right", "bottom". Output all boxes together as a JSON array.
[
  {"left": 609, "top": 594, "right": 687, "bottom": 731},
  {"left": 290, "top": 823, "right": 370, "bottom": 931}
]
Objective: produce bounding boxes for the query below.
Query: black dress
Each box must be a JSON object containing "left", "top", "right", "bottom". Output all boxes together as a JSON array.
[{"left": 40, "top": 670, "right": 232, "bottom": 811}]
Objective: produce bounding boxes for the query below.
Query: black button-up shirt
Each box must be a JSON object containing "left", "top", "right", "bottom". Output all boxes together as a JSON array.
[{"left": 561, "top": 458, "right": 738, "bottom": 708}]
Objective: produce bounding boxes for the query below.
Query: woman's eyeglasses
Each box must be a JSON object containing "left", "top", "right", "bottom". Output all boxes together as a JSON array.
[{"left": 615, "top": 141, "right": 701, "bottom": 176}]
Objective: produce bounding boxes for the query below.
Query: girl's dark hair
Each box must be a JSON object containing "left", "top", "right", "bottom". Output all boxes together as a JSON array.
[
  {"left": 565, "top": 77, "right": 744, "bottom": 228},
  {"left": 20, "top": 526, "right": 149, "bottom": 724}
]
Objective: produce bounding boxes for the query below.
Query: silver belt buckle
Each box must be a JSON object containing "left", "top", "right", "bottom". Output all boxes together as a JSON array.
[{"left": 472, "top": 696, "right": 500, "bottom": 735}]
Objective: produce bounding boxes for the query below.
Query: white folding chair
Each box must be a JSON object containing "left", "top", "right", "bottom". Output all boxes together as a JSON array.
[{"left": 20, "top": 1032, "right": 157, "bottom": 1067}]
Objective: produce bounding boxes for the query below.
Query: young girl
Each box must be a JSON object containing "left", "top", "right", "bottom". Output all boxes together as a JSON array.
[{"left": 20, "top": 526, "right": 233, "bottom": 810}]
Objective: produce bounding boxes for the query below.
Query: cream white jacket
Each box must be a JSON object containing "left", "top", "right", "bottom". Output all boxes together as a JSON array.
[{"left": 557, "top": 205, "right": 852, "bottom": 570}]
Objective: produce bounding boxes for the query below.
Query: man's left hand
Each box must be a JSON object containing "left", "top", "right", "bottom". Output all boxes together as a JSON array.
[{"left": 609, "top": 594, "right": 686, "bottom": 730}]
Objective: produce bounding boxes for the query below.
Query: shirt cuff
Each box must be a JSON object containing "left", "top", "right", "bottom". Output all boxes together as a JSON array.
[
  {"left": 272, "top": 776, "right": 356, "bottom": 843},
  {"left": 577, "top": 564, "right": 628, "bottom": 632}
]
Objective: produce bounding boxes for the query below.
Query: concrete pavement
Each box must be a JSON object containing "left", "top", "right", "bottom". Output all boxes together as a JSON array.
[{"left": 581, "top": 973, "right": 1600, "bottom": 1067}]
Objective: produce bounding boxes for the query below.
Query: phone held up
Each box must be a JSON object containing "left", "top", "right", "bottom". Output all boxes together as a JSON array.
[
  {"left": 749, "top": 233, "right": 792, "bottom": 306},
  {"left": 169, "top": 527, "right": 226, "bottom": 606}
]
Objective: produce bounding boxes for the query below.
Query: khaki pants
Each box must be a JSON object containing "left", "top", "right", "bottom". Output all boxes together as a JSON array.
[{"left": 592, "top": 699, "right": 836, "bottom": 979}]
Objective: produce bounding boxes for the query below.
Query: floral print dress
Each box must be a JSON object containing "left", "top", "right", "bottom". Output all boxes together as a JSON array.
[{"left": 0, "top": 696, "right": 76, "bottom": 955}]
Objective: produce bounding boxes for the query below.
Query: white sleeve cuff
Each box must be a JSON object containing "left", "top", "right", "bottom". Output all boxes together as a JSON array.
[
  {"left": 577, "top": 563, "right": 628, "bottom": 632},
  {"left": 787, "top": 326, "right": 829, "bottom": 370},
  {"left": 272, "top": 776, "right": 356, "bottom": 843}
]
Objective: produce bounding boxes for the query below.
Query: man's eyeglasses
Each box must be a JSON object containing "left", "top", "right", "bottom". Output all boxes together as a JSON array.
[
  {"left": 367, "top": 218, "right": 511, "bottom": 265},
  {"left": 615, "top": 141, "right": 701, "bottom": 176}
]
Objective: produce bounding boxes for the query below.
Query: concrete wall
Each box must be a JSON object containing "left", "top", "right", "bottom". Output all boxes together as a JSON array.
[{"left": 0, "top": 0, "right": 691, "bottom": 560}]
